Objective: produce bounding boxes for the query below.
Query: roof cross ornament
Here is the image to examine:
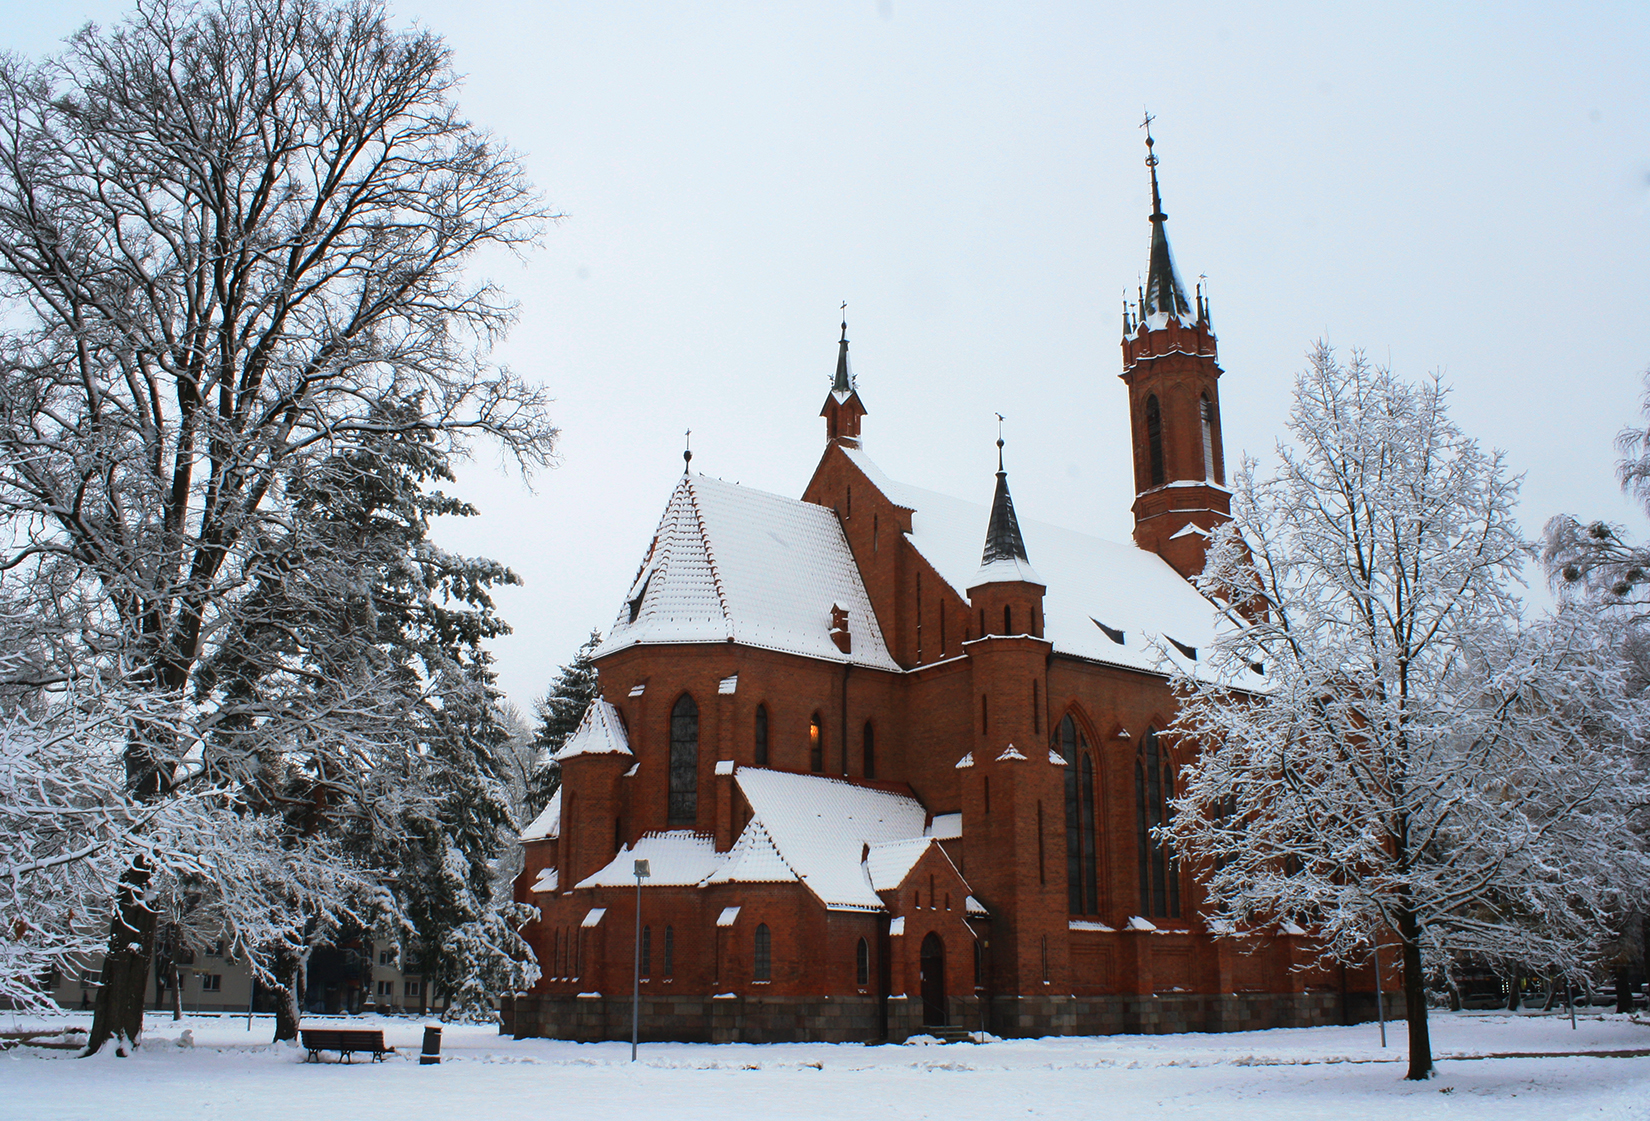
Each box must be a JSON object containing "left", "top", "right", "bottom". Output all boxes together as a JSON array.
[{"left": 995, "top": 412, "right": 1006, "bottom": 472}]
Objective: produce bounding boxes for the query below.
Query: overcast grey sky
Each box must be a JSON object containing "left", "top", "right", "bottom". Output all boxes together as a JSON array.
[{"left": 9, "top": 1, "right": 1650, "bottom": 713}]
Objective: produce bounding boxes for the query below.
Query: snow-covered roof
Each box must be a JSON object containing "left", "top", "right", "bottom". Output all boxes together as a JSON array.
[
  {"left": 841, "top": 447, "right": 1223, "bottom": 677},
  {"left": 531, "top": 867, "right": 558, "bottom": 893},
  {"left": 864, "top": 837, "right": 935, "bottom": 893},
  {"left": 595, "top": 474, "right": 899, "bottom": 671},
  {"left": 521, "top": 788, "right": 561, "bottom": 841},
  {"left": 927, "top": 812, "right": 962, "bottom": 840},
  {"left": 558, "top": 699, "right": 632, "bottom": 761},
  {"left": 574, "top": 830, "right": 725, "bottom": 889},
  {"left": 719, "top": 767, "right": 933, "bottom": 911}
]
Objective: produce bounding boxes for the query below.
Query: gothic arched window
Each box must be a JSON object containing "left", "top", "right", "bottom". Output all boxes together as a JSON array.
[
  {"left": 1145, "top": 394, "right": 1165, "bottom": 487},
  {"left": 1200, "top": 393, "right": 1217, "bottom": 481},
  {"left": 809, "top": 713, "right": 824, "bottom": 773},
  {"left": 754, "top": 923, "right": 772, "bottom": 981},
  {"left": 1135, "top": 727, "right": 1180, "bottom": 918},
  {"left": 863, "top": 721, "right": 876, "bottom": 780},
  {"left": 641, "top": 925, "right": 652, "bottom": 979},
  {"left": 669, "top": 694, "right": 699, "bottom": 825},
  {"left": 754, "top": 704, "right": 769, "bottom": 767},
  {"left": 1060, "top": 715, "right": 1098, "bottom": 915},
  {"left": 663, "top": 925, "right": 674, "bottom": 978},
  {"left": 856, "top": 937, "right": 870, "bottom": 987}
]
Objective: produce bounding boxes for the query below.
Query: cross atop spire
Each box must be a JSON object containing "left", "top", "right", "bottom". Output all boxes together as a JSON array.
[{"left": 820, "top": 305, "right": 867, "bottom": 448}]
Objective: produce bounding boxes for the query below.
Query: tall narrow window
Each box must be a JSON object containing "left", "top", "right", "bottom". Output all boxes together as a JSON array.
[
  {"left": 809, "top": 714, "right": 824, "bottom": 772},
  {"left": 754, "top": 923, "right": 772, "bottom": 981},
  {"left": 1135, "top": 728, "right": 1179, "bottom": 918},
  {"left": 669, "top": 694, "right": 699, "bottom": 825},
  {"left": 1037, "top": 800, "right": 1045, "bottom": 884},
  {"left": 939, "top": 607, "right": 946, "bottom": 655},
  {"left": 863, "top": 721, "right": 876, "bottom": 780},
  {"left": 754, "top": 704, "right": 769, "bottom": 767},
  {"left": 1032, "top": 680, "right": 1040, "bottom": 734},
  {"left": 664, "top": 925, "right": 674, "bottom": 978},
  {"left": 1060, "top": 716, "right": 1098, "bottom": 915},
  {"left": 856, "top": 937, "right": 870, "bottom": 987},
  {"left": 980, "top": 694, "right": 988, "bottom": 734},
  {"left": 1041, "top": 935, "right": 1049, "bottom": 983},
  {"left": 641, "top": 925, "right": 652, "bottom": 979},
  {"left": 1200, "top": 394, "right": 1216, "bottom": 481},
  {"left": 1004, "top": 604, "right": 1012, "bottom": 635},
  {"left": 1145, "top": 394, "right": 1165, "bottom": 487}
]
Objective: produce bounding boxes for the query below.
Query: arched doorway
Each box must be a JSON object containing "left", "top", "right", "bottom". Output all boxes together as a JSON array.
[{"left": 919, "top": 932, "right": 946, "bottom": 1027}]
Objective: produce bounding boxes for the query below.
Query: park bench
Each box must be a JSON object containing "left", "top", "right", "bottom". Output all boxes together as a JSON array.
[{"left": 300, "top": 1027, "right": 393, "bottom": 1063}]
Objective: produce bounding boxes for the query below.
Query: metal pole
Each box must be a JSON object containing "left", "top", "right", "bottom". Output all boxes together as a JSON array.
[
  {"left": 631, "top": 858, "right": 649, "bottom": 1062},
  {"left": 1566, "top": 977, "right": 1577, "bottom": 1031},
  {"left": 1371, "top": 941, "right": 1387, "bottom": 1048},
  {"left": 247, "top": 974, "right": 255, "bottom": 1031}
]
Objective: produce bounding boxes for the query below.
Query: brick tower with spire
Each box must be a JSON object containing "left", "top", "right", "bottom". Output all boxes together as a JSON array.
[{"left": 1120, "top": 126, "right": 1230, "bottom": 579}]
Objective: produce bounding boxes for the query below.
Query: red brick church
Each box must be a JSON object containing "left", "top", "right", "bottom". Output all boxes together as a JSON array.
[{"left": 504, "top": 138, "right": 1383, "bottom": 1043}]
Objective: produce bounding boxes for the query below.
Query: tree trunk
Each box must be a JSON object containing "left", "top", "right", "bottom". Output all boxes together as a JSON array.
[
  {"left": 273, "top": 947, "right": 302, "bottom": 1043},
  {"left": 1398, "top": 908, "right": 1433, "bottom": 1080},
  {"left": 1506, "top": 969, "right": 1521, "bottom": 1012},
  {"left": 170, "top": 962, "right": 184, "bottom": 1020},
  {"left": 1616, "top": 966, "right": 1634, "bottom": 1015},
  {"left": 83, "top": 859, "right": 158, "bottom": 1056}
]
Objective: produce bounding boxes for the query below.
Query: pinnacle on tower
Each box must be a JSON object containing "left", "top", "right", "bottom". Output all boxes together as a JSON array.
[
  {"left": 975, "top": 426, "right": 1042, "bottom": 584},
  {"left": 832, "top": 308, "right": 854, "bottom": 397},
  {"left": 1139, "top": 125, "right": 1196, "bottom": 327}
]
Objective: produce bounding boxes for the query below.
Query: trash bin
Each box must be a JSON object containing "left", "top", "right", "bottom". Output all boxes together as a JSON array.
[{"left": 420, "top": 1024, "right": 442, "bottom": 1065}]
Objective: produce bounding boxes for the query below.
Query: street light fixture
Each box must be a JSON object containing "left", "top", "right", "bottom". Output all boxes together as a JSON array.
[{"left": 631, "top": 858, "right": 650, "bottom": 1062}]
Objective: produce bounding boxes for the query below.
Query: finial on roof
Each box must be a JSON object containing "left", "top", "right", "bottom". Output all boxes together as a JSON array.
[
  {"left": 683, "top": 428, "right": 692, "bottom": 473},
  {"left": 832, "top": 302, "right": 854, "bottom": 395},
  {"left": 980, "top": 419, "right": 1031, "bottom": 569},
  {"left": 1138, "top": 114, "right": 1194, "bottom": 325}
]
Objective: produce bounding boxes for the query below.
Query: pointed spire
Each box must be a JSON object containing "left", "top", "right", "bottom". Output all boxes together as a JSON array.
[
  {"left": 1140, "top": 118, "right": 1194, "bottom": 325},
  {"left": 832, "top": 302, "right": 853, "bottom": 396},
  {"left": 978, "top": 420, "right": 1038, "bottom": 580}
]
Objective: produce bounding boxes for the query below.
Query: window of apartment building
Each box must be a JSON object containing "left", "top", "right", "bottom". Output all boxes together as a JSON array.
[
  {"left": 379, "top": 949, "right": 395, "bottom": 965},
  {"left": 405, "top": 980, "right": 422, "bottom": 998},
  {"left": 377, "top": 980, "right": 393, "bottom": 997},
  {"left": 198, "top": 974, "right": 222, "bottom": 992}
]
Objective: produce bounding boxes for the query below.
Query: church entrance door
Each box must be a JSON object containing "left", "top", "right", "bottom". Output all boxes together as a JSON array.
[{"left": 920, "top": 932, "right": 946, "bottom": 1027}]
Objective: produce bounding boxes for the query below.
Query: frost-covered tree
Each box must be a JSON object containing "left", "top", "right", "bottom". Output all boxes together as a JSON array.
[
  {"left": 1542, "top": 369, "right": 1650, "bottom": 1012},
  {"left": 195, "top": 413, "right": 540, "bottom": 1033},
  {"left": 1171, "top": 345, "right": 1650, "bottom": 1080},
  {"left": 528, "top": 630, "right": 602, "bottom": 816},
  {"left": 0, "top": 0, "right": 556, "bottom": 1053}
]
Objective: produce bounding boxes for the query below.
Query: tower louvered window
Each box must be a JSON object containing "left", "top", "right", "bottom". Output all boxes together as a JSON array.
[
  {"left": 1060, "top": 715, "right": 1098, "bottom": 915},
  {"left": 669, "top": 694, "right": 699, "bottom": 825},
  {"left": 1135, "top": 727, "right": 1180, "bottom": 918},
  {"left": 1145, "top": 395, "right": 1165, "bottom": 487}
]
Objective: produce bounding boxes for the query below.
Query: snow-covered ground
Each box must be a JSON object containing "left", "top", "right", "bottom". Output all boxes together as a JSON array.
[{"left": 4, "top": 1009, "right": 1648, "bottom": 1120}]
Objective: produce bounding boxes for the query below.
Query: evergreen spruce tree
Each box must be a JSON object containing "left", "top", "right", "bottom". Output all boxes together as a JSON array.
[{"left": 527, "top": 631, "right": 603, "bottom": 816}]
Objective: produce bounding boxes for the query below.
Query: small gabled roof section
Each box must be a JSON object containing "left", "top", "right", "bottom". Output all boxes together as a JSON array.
[
  {"left": 726, "top": 767, "right": 933, "bottom": 911},
  {"left": 558, "top": 699, "right": 632, "bottom": 762},
  {"left": 597, "top": 474, "right": 898, "bottom": 671},
  {"left": 574, "top": 830, "right": 724, "bottom": 889},
  {"left": 863, "top": 837, "right": 936, "bottom": 893},
  {"left": 521, "top": 787, "right": 562, "bottom": 841}
]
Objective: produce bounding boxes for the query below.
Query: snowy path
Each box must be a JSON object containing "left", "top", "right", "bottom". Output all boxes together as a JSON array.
[{"left": 4, "top": 1010, "right": 1647, "bottom": 1120}]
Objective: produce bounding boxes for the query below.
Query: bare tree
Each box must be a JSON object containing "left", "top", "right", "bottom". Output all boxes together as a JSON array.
[
  {"left": 1170, "top": 345, "right": 1650, "bottom": 1080},
  {"left": 0, "top": 0, "right": 556, "bottom": 1053}
]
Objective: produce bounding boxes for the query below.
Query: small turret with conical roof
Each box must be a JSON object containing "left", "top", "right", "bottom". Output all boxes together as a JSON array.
[
  {"left": 967, "top": 425, "right": 1045, "bottom": 636},
  {"left": 1119, "top": 120, "right": 1231, "bottom": 579},
  {"left": 820, "top": 307, "right": 867, "bottom": 449}
]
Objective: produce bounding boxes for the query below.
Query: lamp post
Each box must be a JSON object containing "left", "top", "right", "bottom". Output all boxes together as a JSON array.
[{"left": 632, "top": 858, "right": 650, "bottom": 1062}]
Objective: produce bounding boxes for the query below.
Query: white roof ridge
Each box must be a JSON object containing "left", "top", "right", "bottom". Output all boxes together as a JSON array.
[{"left": 683, "top": 475, "right": 735, "bottom": 640}]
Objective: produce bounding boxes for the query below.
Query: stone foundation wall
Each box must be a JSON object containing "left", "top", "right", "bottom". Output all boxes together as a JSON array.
[{"left": 502, "top": 989, "right": 1404, "bottom": 1044}]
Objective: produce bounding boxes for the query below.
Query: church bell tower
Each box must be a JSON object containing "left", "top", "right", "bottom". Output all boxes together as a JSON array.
[{"left": 1120, "top": 125, "right": 1230, "bottom": 579}]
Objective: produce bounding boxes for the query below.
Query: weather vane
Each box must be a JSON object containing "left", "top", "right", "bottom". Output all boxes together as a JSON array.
[
  {"left": 995, "top": 412, "right": 1005, "bottom": 470},
  {"left": 1141, "top": 109, "right": 1158, "bottom": 166},
  {"left": 683, "top": 428, "right": 692, "bottom": 472}
]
